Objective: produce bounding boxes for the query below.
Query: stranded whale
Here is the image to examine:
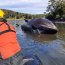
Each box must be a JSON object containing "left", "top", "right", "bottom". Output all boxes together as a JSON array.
[{"left": 21, "top": 18, "right": 58, "bottom": 34}]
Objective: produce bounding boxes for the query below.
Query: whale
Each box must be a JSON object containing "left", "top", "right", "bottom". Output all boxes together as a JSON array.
[{"left": 21, "top": 18, "right": 58, "bottom": 34}]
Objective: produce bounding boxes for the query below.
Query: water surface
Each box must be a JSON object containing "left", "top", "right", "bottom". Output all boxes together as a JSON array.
[{"left": 8, "top": 20, "right": 65, "bottom": 65}]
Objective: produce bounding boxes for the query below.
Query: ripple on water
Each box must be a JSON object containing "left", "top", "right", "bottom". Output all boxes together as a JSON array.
[{"left": 8, "top": 20, "right": 65, "bottom": 65}]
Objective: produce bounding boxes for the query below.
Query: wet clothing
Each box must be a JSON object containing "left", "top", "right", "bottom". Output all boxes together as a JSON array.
[
  {"left": 0, "top": 51, "right": 23, "bottom": 65},
  {"left": 0, "top": 20, "right": 21, "bottom": 59}
]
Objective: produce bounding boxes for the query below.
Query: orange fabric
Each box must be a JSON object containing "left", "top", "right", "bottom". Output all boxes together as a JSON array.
[{"left": 0, "top": 22, "right": 21, "bottom": 59}]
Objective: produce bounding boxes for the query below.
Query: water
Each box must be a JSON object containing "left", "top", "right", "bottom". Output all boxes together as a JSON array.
[{"left": 8, "top": 20, "right": 65, "bottom": 65}]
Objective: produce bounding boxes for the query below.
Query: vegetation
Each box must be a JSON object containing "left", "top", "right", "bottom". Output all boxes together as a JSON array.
[
  {"left": 1, "top": 9, "right": 45, "bottom": 20},
  {"left": 46, "top": 0, "right": 65, "bottom": 21},
  {"left": 1, "top": 0, "right": 65, "bottom": 21}
]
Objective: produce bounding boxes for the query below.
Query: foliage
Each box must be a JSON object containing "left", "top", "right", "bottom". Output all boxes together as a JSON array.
[
  {"left": 1, "top": 9, "right": 45, "bottom": 20},
  {"left": 46, "top": 0, "right": 65, "bottom": 21}
]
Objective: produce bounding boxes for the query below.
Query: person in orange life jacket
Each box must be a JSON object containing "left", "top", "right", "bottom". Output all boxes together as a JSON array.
[
  {"left": 0, "top": 10, "right": 24, "bottom": 65},
  {"left": 0, "top": 10, "right": 42, "bottom": 65}
]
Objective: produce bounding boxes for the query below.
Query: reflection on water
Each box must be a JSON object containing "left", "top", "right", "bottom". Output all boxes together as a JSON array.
[
  {"left": 56, "top": 23, "right": 65, "bottom": 41},
  {"left": 24, "top": 32, "right": 57, "bottom": 43},
  {"left": 8, "top": 20, "right": 65, "bottom": 65}
]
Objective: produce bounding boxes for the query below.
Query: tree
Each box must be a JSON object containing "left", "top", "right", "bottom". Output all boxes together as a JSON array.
[{"left": 46, "top": 0, "right": 65, "bottom": 20}]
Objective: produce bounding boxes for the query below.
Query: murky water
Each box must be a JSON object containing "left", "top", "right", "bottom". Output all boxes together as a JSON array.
[{"left": 8, "top": 20, "right": 65, "bottom": 65}]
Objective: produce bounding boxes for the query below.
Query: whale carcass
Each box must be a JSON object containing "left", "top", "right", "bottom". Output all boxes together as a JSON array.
[{"left": 21, "top": 18, "right": 58, "bottom": 34}]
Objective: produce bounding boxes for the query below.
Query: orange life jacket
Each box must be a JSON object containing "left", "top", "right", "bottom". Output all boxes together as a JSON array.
[{"left": 0, "top": 22, "right": 21, "bottom": 59}]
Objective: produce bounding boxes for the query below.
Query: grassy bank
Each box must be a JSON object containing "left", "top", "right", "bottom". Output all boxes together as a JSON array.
[{"left": 7, "top": 18, "right": 25, "bottom": 20}]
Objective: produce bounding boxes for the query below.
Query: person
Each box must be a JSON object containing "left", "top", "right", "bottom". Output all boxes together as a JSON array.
[
  {"left": 0, "top": 9, "right": 23, "bottom": 65},
  {"left": 0, "top": 9, "right": 42, "bottom": 65}
]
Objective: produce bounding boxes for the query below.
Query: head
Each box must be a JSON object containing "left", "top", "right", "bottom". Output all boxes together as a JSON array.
[
  {"left": 0, "top": 9, "right": 7, "bottom": 22},
  {"left": 0, "top": 9, "right": 5, "bottom": 18}
]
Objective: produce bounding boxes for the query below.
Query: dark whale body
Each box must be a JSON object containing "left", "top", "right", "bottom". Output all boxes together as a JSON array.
[{"left": 21, "top": 18, "right": 58, "bottom": 34}]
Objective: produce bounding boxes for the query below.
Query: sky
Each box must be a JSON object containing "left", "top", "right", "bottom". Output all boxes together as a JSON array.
[{"left": 0, "top": 0, "right": 49, "bottom": 14}]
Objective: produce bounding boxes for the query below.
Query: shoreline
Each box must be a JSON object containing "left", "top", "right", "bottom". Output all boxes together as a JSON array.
[
  {"left": 55, "top": 22, "right": 65, "bottom": 24},
  {"left": 7, "top": 18, "right": 24, "bottom": 20}
]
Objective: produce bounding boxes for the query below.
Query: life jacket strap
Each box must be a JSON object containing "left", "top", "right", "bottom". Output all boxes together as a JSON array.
[
  {"left": 0, "top": 30, "right": 15, "bottom": 35},
  {"left": 0, "top": 22, "right": 16, "bottom": 35},
  {"left": 0, "top": 22, "right": 5, "bottom": 26}
]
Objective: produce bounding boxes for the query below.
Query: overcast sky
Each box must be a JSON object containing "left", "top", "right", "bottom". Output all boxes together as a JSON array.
[{"left": 0, "top": 0, "right": 49, "bottom": 14}]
